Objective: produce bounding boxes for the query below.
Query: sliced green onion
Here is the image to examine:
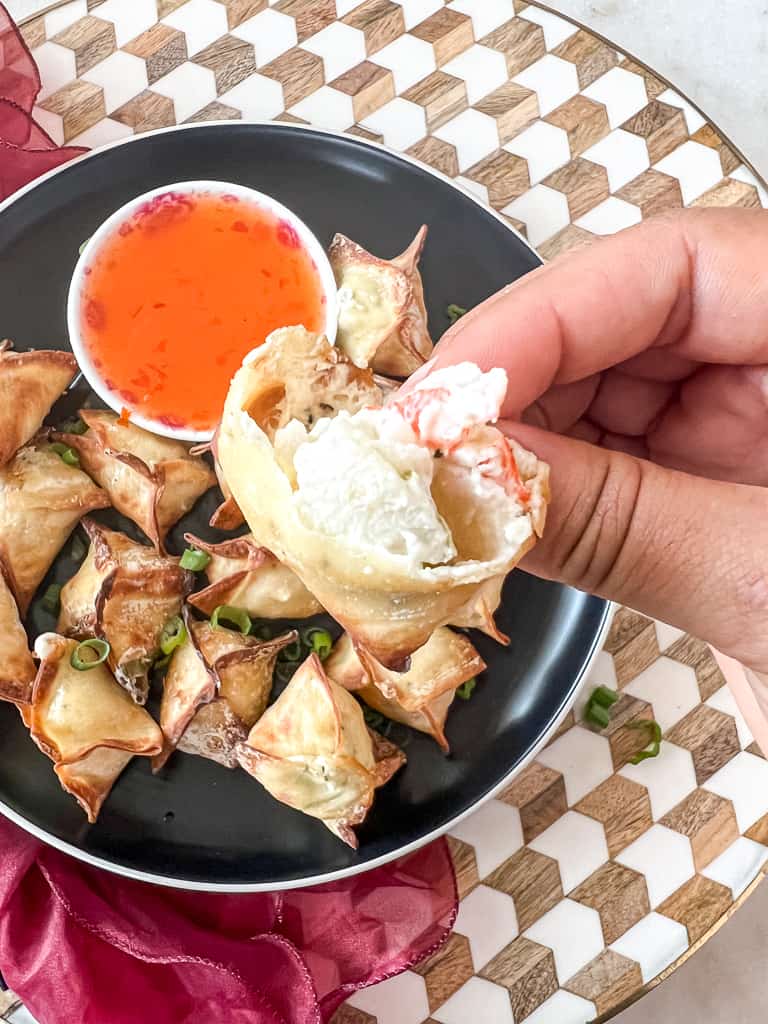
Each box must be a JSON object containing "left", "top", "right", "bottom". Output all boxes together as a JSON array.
[
  {"left": 154, "top": 653, "right": 171, "bottom": 671},
  {"left": 180, "top": 546, "right": 211, "bottom": 571},
  {"left": 446, "top": 303, "right": 468, "bottom": 324},
  {"left": 59, "top": 417, "right": 88, "bottom": 435},
  {"left": 71, "top": 638, "right": 110, "bottom": 671},
  {"left": 456, "top": 677, "right": 477, "bottom": 701},
  {"left": 159, "top": 615, "right": 186, "bottom": 656},
  {"left": 49, "top": 442, "right": 80, "bottom": 467},
  {"left": 301, "top": 627, "right": 333, "bottom": 660},
  {"left": 279, "top": 636, "right": 304, "bottom": 662},
  {"left": 590, "top": 685, "right": 619, "bottom": 709},
  {"left": 363, "top": 706, "right": 385, "bottom": 730},
  {"left": 79, "top": 237, "right": 90, "bottom": 255},
  {"left": 210, "top": 604, "right": 251, "bottom": 634},
  {"left": 41, "top": 583, "right": 61, "bottom": 615},
  {"left": 629, "top": 719, "right": 662, "bottom": 764},
  {"left": 70, "top": 534, "right": 87, "bottom": 562},
  {"left": 585, "top": 703, "right": 611, "bottom": 729}
]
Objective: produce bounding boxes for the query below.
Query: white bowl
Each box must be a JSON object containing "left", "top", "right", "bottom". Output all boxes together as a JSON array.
[{"left": 67, "top": 180, "right": 338, "bottom": 443}]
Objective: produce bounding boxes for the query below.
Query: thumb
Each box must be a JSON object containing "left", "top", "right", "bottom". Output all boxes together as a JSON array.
[{"left": 503, "top": 422, "right": 768, "bottom": 674}]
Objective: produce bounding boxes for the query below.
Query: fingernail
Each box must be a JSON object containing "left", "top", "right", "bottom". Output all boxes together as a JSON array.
[{"left": 402, "top": 355, "right": 437, "bottom": 391}]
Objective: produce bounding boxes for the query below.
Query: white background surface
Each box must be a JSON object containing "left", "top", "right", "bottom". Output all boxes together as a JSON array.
[{"left": 4, "top": 1, "right": 768, "bottom": 1022}]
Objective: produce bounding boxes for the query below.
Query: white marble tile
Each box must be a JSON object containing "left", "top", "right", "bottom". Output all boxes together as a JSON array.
[
  {"left": 575, "top": 196, "right": 642, "bottom": 234},
  {"left": 583, "top": 66, "right": 648, "bottom": 128},
  {"left": 573, "top": 650, "right": 618, "bottom": 724},
  {"left": 232, "top": 9, "right": 298, "bottom": 67},
  {"left": 524, "top": 989, "right": 597, "bottom": 1024},
  {"left": 433, "top": 108, "right": 499, "bottom": 171},
  {"left": 610, "top": 913, "right": 688, "bottom": 983},
  {"left": 33, "top": 41, "right": 77, "bottom": 102},
  {"left": 454, "top": 885, "right": 518, "bottom": 970},
  {"left": 620, "top": 742, "right": 697, "bottom": 820},
  {"left": 31, "top": 105, "right": 63, "bottom": 145},
  {"left": 524, "top": 899, "right": 604, "bottom": 983},
  {"left": 583, "top": 129, "right": 650, "bottom": 191},
  {"left": 505, "top": 185, "right": 573, "bottom": 246},
  {"left": 433, "top": 977, "right": 514, "bottom": 1024},
  {"left": 218, "top": 74, "right": 285, "bottom": 121},
  {"left": 455, "top": 174, "right": 490, "bottom": 205},
  {"left": 303, "top": 22, "right": 367, "bottom": 81},
  {"left": 393, "top": 0, "right": 444, "bottom": 31},
  {"left": 654, "top": 620, "right": 685, "bottom": 651},
  {"left": 44, "top": 0, "right": 87, "bottom": 37},
  {"left": 446, "top": 0, "right": 517, "bottom": 38},
  {"left": 514, "top": 54, "right": 579, "bottom": 116},
  {"left": 153, "top": 63, "right": 217, "bottom": 123},
  {"left": 361, "top": 97, "right": 427, "bottom": 150},
  {"left": 655, "top": 140, "right": 724, "bottom": 203},
  {"left": 616, "top": 824, "right": 695, "bottom": 907},
  {"left": 702, "top": 837, "right": 768, "bottom": 898},
  {"left": 443, "top": 44, "right": 508, "bottom": 105},
  {"left": 8, "top": 1008, "right": 40, "bottom": 1024},
  {"left": 373, "top": 34, "right": 436, "bottom": 93},
  {"left": 704, "top": 751, "right": 768, "bottom": 832},
  {"left": 623, "top": 657, "right": 701, "bottom": 733},
  {"left": 348, "top": 971, "right": 429, "bottom": 1024},
  {"left": 89, "top": 0, "right": 158, "bottom": 48},
  {"left": 161, "top": 0, "right": 229, "bottom": 57},
  {"left": 69, "top": 116, "right": 133, "bottom": 148},
  {"left": 448, "top": 799, "right": 523, "bottom": 877},
  {"left": 656, "top": 87, "right": 707, "bottom": 133},
  {"left": 504, "top": 120, "right": 571, "bottom": 183},
  {"left": 82, "top": 51, "right": 148, "bottom": 115},
  {"left": 290, "top": 86, "right": 354, "bottom": 130},
  {"left": 335, "top": 0, "right": 367, "bottom": 15},
  {"left": 529, "top": 811, "right": 609, "bottom": 895},
  {"left": 707, "top": 685, "right": 754, "bottom": 750},
  {"left": 535, "top": 724, "right": 614, "bottom": 806},
  {"left": 518, "top": 5, "right": 580, "bottom": 49}
]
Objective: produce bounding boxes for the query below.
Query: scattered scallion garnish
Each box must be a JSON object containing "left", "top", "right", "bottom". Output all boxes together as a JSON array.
[
  {"left": 59, "top": 417, "right": 88, "bottom": 435},
  {"left": 585, "top": 703, "right": 611, "bottom": 729},
  {"left": 629, "top": 719, "right": 663, "bottom": 764},
  {"left": 180, "top": 546, "right": 211, "bottom": 571},
  {"left": 79, "top": 237, "right": 90, "bottom": 256},
  {"left": 456, "top": 677, "right": 477, "bottom": 701},
  {"left": 70, "top": 534, "right": 87, "bottom": 562},
  {"left": 363, "top": 706, "right": 385, "bottom": 730},
  {"left": 49, "top": 441, "right": 80, "bottom": 467},
  {"left": 590, "top": 685, "right": 619, "bottom": 709},
  {"left": 584, "top": 685, "right": 619, "bottom": 728},
  {"left": 210, "top": 604, "right": 251, "bottom": 634},
  {"left": 302, "top": 627, "right": 333, "bottom": 660},
  {"left": 71, "top": 637, "right": 110, "bottom": 671},
  {"left": 446, "top": 303, "right": 468, "bottom": 324},
  {"left": 41, "top": 583, "right": 61, "bottom": 615},
  {"left": 279, "top": 636, "right": 304, "bottom": 662},
  {"left": 159, "top": 615, "right": 187, "bottom": 657}
]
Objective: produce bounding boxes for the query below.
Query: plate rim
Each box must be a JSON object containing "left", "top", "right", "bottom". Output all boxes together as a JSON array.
[{"left": 0, "top": 120, "right": 612, "bottom": 891}]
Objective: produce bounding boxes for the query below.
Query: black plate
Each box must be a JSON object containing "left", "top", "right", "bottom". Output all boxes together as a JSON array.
[{"left": 0, "top": 123, "right": 608, "bottom": 890}]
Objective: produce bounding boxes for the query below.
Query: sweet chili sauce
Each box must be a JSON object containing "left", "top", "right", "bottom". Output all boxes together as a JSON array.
[{"left": 79, "top": 190, "right": 326, "bottom": 433}]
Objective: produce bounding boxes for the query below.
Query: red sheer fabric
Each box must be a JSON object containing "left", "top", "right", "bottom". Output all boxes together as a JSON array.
[
  {"left": 0, "top": 4, "right": 86, "bottom": 200},
  {"left": 0, "top": 6, "right": 458, "bottom": 1021}
]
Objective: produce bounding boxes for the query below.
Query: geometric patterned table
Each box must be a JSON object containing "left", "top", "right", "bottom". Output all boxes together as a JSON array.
[{"left": 5, "top": 2, "right": 768, "bottom": 1022}]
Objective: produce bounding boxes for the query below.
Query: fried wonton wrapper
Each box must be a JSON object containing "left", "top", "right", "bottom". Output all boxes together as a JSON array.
[
  {"left": 195, "top": 428, "right": 245, "bottom": 530},
  {"left": 327, "top": 628, "right": 485, "bottom": 751},
  {"left": 329, "top": 227, "right": 433, "bottom": 376},
  {"left": 58, "top": 518, "right": 193, "bottom": 704},
  {"left": 237, "top": 653, "right": 405, "bottom": 847},
  {"left": 450, "top": 576, "right": 509, "bottom": 645},
  {"left": 218, "top": 327, "right": 549, "bottom": 669},
  {"left": 54, "top": 410, "right": 216, "bottom": 550},
  {"left": 27, "top": 633, "right": 162, "bottom": 822},
  {"left": 0, "top": 564, "right": 35, "bottom": 706},
  {"left": 156, "top": 617, "right": 297, "bottom": 770},
  {"left": 0, "top": 443, "right": 109, "bottom": 614},
  {"left": 184, "top": 533, "right": 322, "bottom": 620},
  {"left": 0, "top": 340, "right": 77, "bottom": 466}
]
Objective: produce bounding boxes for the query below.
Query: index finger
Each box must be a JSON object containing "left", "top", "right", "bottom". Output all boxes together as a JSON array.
[{"left": 426, "top": 208, "right": 768, "bottom": 417}]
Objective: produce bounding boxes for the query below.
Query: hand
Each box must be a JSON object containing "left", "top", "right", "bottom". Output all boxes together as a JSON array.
[{"left": 414, "top": 209, "right": 768, "bottom": 673}]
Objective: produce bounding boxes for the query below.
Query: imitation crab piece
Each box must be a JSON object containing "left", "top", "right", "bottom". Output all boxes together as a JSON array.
[
  {"left": 217, "top": 327, "right": 549, "bottom": 670},
  {"left": 156, "top": 617, "right": 296, "bottom": 770},
  {"left": 54, "top": 410, "right": 216, "bottom": 550},
  {"left": 326, "top": 628, "right": 485, "bottom": 751},
  {"left": 236, "top": 653, "right": 405, "bottom": 847},
  {"left": 0, "top": 340, "right": 78, "bottom": 466},
  {"left": 26, "top": 633, "right": 162, "bottom": 822},
  {"left": 185, "top": 533, "right": 322, "bottom": 620},
  {"left": 328, "top": 226, "right": 433, "bottom": 376},
  {"left": 0, "top": 442, "right": 109, "bottom": 614},
  {"left": 0, "top": 564, "right": 35, "bottom": 706},
  {"left": 57, "top": 519, "right": 194, "bottom": 704}
]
